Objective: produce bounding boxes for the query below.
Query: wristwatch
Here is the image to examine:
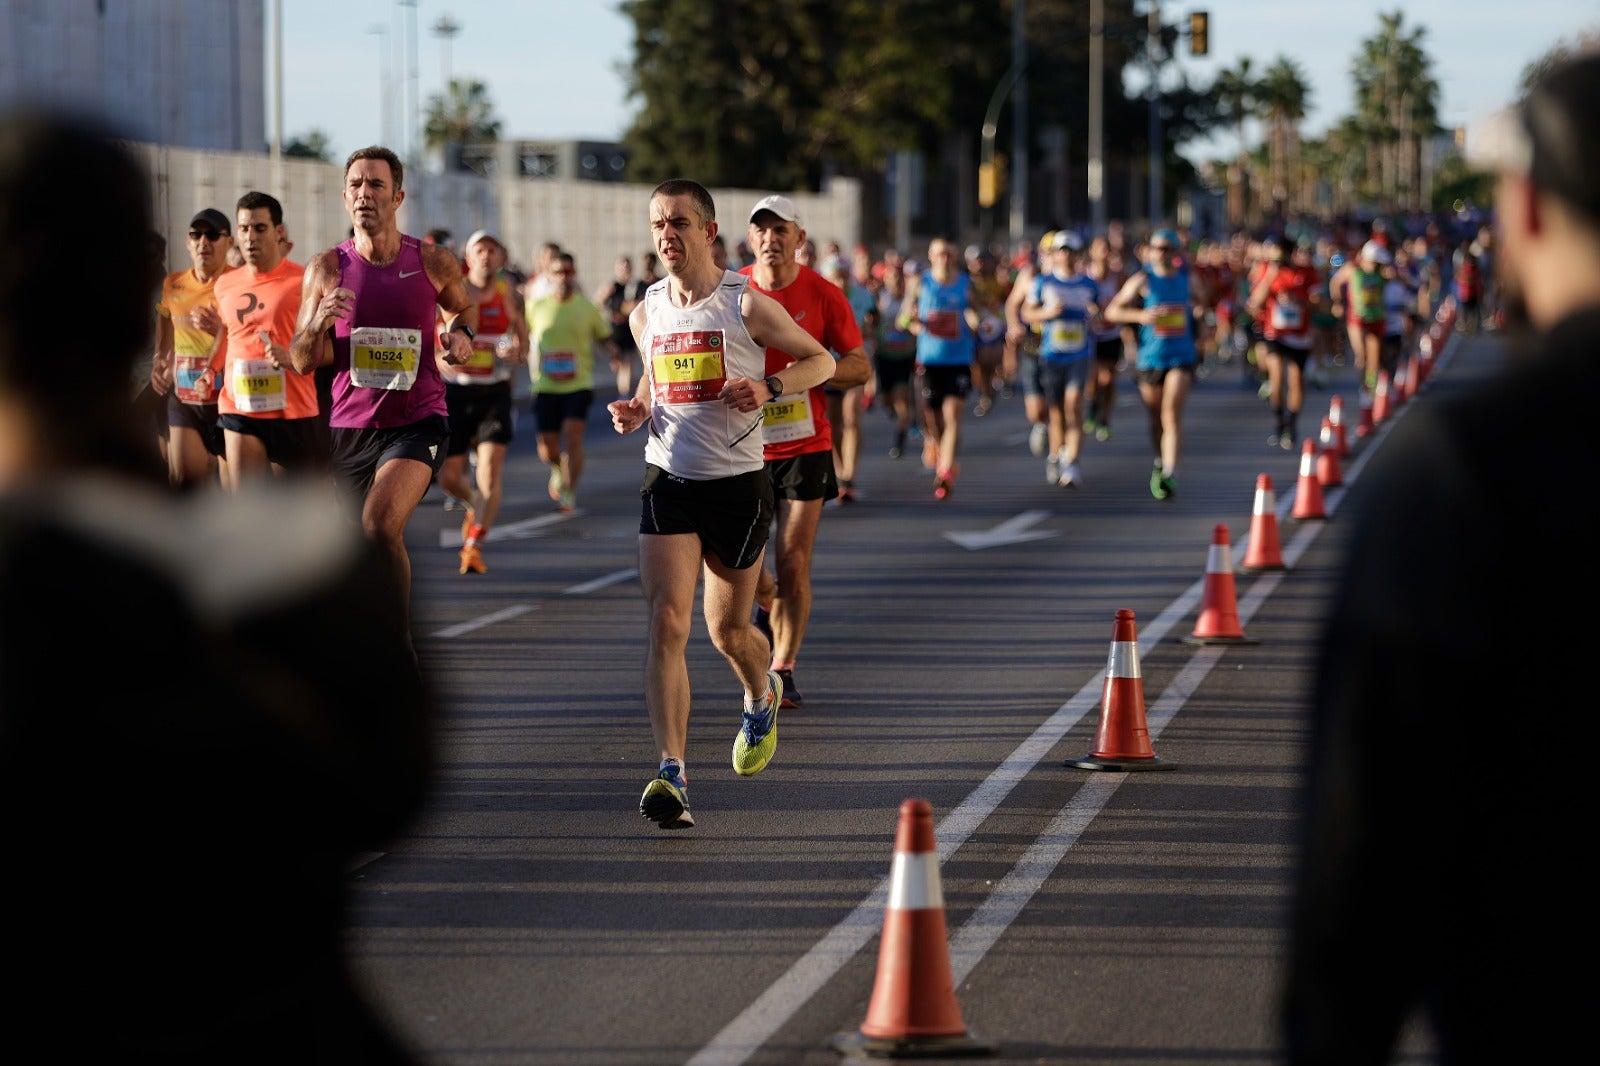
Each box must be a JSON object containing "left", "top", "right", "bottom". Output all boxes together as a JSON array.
[
  {"left": 452, "top": 323, "right": 475, "bottom": 341},
  {"left": 764, "top": 375, "right": 785, "bottom": 400}
]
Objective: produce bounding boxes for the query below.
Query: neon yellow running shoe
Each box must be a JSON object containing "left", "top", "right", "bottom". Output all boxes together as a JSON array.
[
  {"left": 639, "top": 764, "right": 693, "bottom": 829},
  {"left": 732, "top": 671, "right": 782, "bottom": 776}
]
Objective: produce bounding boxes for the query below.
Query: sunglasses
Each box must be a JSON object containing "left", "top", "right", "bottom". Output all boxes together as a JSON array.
[
  {"left": 189, "top": 229, "right": 225, "bottom": 242},
  {"left": 1149, "top": 244, "right": 1175, "bottom": 252}
]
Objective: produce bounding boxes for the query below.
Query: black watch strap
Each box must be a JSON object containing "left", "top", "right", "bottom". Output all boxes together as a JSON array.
[
  {"left": 764, "top": 375, "right": 784, "bottom": 399},
  {"left": 453, "top": 323, "right": 475, "bottom": 341}
]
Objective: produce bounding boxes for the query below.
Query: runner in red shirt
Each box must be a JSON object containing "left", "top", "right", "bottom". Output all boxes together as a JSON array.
[
  {"left": 740, "top": 195, "right": 870, "bottom": 708},
  {"left": 1247, "top": 236, "right": 1323, "bottom": 449}
]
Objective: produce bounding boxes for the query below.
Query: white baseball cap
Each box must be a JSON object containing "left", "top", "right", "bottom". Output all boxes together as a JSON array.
[
  {"left": 464, "top": 229, "right": 500, "bottom": 251},
  {"left": 749, "top": 194, "right": 800, "bottom": 224},
  {"left": 1360, "top": 240, "right": 1392, "bottom": 265}
]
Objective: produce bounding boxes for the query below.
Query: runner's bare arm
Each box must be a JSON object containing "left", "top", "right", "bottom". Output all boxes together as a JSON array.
[
  {"left": 289, "top": 250, "right": 344, "bottom": 374},
  {"left": 1103, "top": 272, "right": 1151, "bottom": 326},
  {"left": 739, "top": 287, "right": 836, "bottom": 402},
  {"left": 425, "top": 244, "right": 478, "bottom": 366}
]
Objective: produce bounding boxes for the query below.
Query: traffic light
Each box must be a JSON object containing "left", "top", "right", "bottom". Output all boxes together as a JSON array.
[
  {"left": 979, "top": 156, "right": 1006, "bottom": 208},
  {"left": 1189, "top": 11, "right": 1209, "bottom": 56}
]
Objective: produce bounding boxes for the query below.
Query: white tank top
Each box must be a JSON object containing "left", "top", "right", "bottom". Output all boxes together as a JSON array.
[{"left": 639, "top": 270, "right": 769, "bottom": 480}]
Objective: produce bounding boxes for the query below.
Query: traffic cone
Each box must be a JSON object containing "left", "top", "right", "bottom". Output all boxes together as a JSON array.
[
  {"left": 833, "top": 799, "right": 998, "bottom": 1059},
  {"left": 1355, "top": 390, "right": 1375, "bottom": 439},
  {"left": 1292, "top": 438, "right": 1327, "bottom": 521},
  {"left": 1182, "top": 526, "right": 1260, "bottom": 646},
  {"left": 1326, "top": 396, "right": 1349, "bottom": 457},
  {"left": 1316, "top": 421, "right": 1343, "bottom": 488},
  {"left": 1240, "top": 473, "right": 1288, "bottom": 574},
  {"left": 1066, "top": 610, "right": 1178, "bottom": 770},
  {"left": 1392, "top": 358, "right": 1411, "bottom": 408},
  {"left": 1371, "top": 371, "right": 1391, "bottom": 424}
]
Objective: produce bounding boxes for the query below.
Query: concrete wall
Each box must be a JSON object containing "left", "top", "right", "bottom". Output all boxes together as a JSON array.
[{"left": 134, "top": 143, "right": 863, "bottom": 289}]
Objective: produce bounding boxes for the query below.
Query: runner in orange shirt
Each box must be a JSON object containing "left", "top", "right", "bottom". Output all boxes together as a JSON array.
[{"left": 206, "top": 191, "right": 322, "bottom": 489}]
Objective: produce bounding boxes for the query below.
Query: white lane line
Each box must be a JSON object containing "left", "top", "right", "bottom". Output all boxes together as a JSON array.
[
  {"left": 688, "top": 331, "right": 1462, "bottom": 1065},
  {"left": 437, "top": 509, "right": 577, "bottom": 549},
  {"left": 564, "top": 568, "right": 637, "bottom": 595},
  {"left": 432, "top": 604, "right": 537, "bottom": 639}
]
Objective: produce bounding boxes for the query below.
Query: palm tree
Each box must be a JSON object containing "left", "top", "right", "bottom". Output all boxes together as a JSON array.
[
  {"left": 1212, "top": 57, "right": 1257, "bottom": 226},
  {"left": 422, "top": 79, "right": 503, "bottom": 170},
  {"left": 1255, "top": 56, "right": 1313, "bottom": 220},
  {"left": 1349, "top": 12, "right": 1439, "bottom": 214}
]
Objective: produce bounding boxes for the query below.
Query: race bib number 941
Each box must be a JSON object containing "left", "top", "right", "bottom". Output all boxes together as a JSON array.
[{"left": 650, "top": 330, "right": 726, "bottom": 404}]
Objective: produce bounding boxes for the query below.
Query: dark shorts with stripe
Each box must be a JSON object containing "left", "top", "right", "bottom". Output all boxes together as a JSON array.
[
  {"left": 330, "top": 414, "right": 449, "bottom": 508},
  {"left": 445, "top": 380, "right": 515, "bottom": 456},
  {"left": 1268, "top": 339, "right": 1311, "bottom": 368},
  {"left": 219, "top": 413, "right": 328, "bottom": 471},
  {"left": 875, "top": 354, "right": 916, "bottom": 395},
  {"left": 166, "top": 394, "right": 225, "bottom": 457},
  {"left": 766, "top": 448, "right": 837, "bottom": 503},
  {"left": 639, "top": 464, "right": 773, "bottom": 570}
]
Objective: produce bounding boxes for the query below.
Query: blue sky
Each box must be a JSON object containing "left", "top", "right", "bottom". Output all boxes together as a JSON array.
[{"left": 280, "top": 0, "right": 1599, "bottom": 163}]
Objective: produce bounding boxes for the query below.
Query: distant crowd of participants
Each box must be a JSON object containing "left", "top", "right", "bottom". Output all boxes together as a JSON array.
[{"left": 137, "top": 208, "right": 1501, "bottom": 574}]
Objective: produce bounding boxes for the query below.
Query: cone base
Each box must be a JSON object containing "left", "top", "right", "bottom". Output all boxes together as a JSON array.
[
  {"left": 1238, "top": 563, "right": 1290, "bottom": 575},
  {"left": 833, "top": 1030, "right": 997, "bottom": 1059},
  {"left": 1064, "top": 754, "right": 1177, "bottom": 772},
  {"left": 1291, "top": 514, "right": 1328, "bottom": 523},
  {"left": 1181, "top": 633, "right": 1260, "bottom": 646}
]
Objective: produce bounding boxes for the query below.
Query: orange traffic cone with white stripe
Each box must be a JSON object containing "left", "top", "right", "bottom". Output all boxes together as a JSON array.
[
  {"left": 1326, "top": 396, "right": 1349, "bottom": 457},
  {"left": 833, "top": 799, "right": 998, "bottom": 1059},
  {"left": 1355, "top": 390, "right": 1375, "bottom": 438},
  {"left": 1182, "top": 526, "right": 1260, "bottom": 646},
  {"left": 1371, "top": 370, "right": 1392, "bottom": 425},
  {"left": 1240, "top": 474, "right": 1288, "bottom": 574},
  {"left": 1065, "top": 610, "right": 1178, "bottom": 771},
  {"left": 1316, "top": 420, "right": 1343, "bottom": 488},
  {"left": 1292, "top": 438, "right": 1327, "bottom": 521}
]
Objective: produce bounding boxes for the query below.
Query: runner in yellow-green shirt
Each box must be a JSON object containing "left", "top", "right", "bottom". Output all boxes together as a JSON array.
[{"left": 527, "top": 251, "right": 617, "bottom": 511}]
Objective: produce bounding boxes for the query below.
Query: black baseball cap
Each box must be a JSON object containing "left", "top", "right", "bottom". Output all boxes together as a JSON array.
[{"left": 188, "top": 208, "right": 232, "bottom": 235}]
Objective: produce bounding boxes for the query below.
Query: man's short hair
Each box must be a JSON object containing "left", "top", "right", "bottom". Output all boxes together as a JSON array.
[
  {"left": 344, "top": 145, "right": 404, "bottom": 190},
  {"left": 236, "top": 190, "right": 283, "bottom": 226},
  {"left": 0, "top": 110, "right": 151, "bottom": 409},
  {"left": 651, "top": 179, "right": 716, "bottom": 227}
]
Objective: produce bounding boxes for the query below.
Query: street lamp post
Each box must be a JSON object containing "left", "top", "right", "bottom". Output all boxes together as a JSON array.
[
  {"left": 432, "top": 14, "right": 460, "bottom": 93},
  {"left": 367, "top": 24, "right": 391, "bottom": 148}
]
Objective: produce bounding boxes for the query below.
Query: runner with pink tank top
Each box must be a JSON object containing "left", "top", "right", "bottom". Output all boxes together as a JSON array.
[{"left": 290, "top": 145, "right": 477, "bottom": 648}]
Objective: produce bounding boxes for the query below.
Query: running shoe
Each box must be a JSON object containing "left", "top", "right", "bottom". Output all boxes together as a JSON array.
[
  {"left": 1267, "top": 431, "right": 1282, "bottom": 448},
  {"left": 639, "top": 763, "right": 694, "bottom": 829},
  {"left": 1059, "top": 461, "right": 1083, "bottom": 488},
  {"left": 558, "top": 488, "right": 576, "bottom": 513},
  {"left": 973, "top": 395, "right": 993, "bottom": 418},
  {"left": 547, "top": 467, "right": 564, "bottom": 502},
  {"left": 732, "top": 671, "right": 782, "bottom": 776},
  {"left": 889, "top": 431, "right": 906, "bottom": 460},
  {"left": 838, "top": 480, "right": 857, "bottom": 504},
  {"left": 1082, "top": 416, "right": 1098, "bottom": 436},
  {"left": 1149, "top": 461, "right": 1170, "bottom": 500},
  {"left": 1159, "top": 472, "right": 1177, "bottom": 499},
  {"left": 1045, "top": 456, "right": 1060, "bottom": 484},
  {"left": 934, "top": 477, "right": 953, "bottom": 500},
  {"left": 459, "top": 544, "right": 487, "bottom": 575},
  {"left": 1279, "top": 431, "right": 1295, "bottom": 452},
  {"left": 775, "top": 667, "right": 801, "bottom": 709},
  {"left": 1095, "top": 423, "right": 1112, "bottom": 442},
  {"left": 1028, "top": 422, "right": 1048, "bottom": 456}
]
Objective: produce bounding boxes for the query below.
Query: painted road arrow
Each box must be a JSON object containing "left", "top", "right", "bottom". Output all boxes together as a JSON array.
[{"left": 944, "top": 510, "right": 1057, "bottom": 550}]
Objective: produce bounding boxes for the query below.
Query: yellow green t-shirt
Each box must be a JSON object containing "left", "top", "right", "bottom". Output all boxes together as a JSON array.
[{"left": 527, "top": 293, "right": 611, "bottom": 395}]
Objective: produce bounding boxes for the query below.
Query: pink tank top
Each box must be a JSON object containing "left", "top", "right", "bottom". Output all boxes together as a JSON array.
[{"left": 329, "top": 235, "right": 448, "bottom": 429}]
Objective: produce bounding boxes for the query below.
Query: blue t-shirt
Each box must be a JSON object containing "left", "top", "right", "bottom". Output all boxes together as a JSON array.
[
  {"left": 1136, "top": 268, "right": 1197, "bottom": 370},
  {"left": 915, "top": 271, "right": 974, "bottom": 367},
  {"left": 1032, "top": 271, "right": 1100, "bottom": 364}
]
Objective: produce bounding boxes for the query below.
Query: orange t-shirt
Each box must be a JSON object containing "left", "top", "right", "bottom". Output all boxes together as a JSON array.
[
  {"left": 158, "top": 267, "right": 233, "bottom": 405},
  {"left": 212, "top": 259, "right": 317, "bottom": 419}
]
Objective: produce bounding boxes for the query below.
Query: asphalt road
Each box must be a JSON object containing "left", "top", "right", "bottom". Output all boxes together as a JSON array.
[{"left": 346, "top": 325, "right": 1499, "bottom": 1065}]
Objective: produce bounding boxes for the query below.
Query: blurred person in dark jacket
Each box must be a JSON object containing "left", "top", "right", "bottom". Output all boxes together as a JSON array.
[
  {"left": 1284, "top": 53, "right": 1600, "bottom": 1066},
  {"left": 0, "top": 109, "right": 435, "bottom": 1065}
]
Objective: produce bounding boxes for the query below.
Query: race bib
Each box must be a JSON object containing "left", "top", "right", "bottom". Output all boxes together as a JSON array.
[
  {"left": 1047, "top": 319, "right": 1087, "bottom": 353},
  {"left": 650, "top": 330, "right": 726, "bottom": 404},
  {"left": 1151, "top": 303, "right": 1187, "bottom": 338},
  {"left": 924, "top": 309, "right": 961, "bottom": 340},
  {"left": 230, "top": 356, "right": 287, "bottom": 413},
  {"left": 460, "top": 334, "right": 502, "bottom": 376},
  {"left": 540, "top": 349, "right": 577, "bottom": 381},
  {"left": 760, "top": 392, "right": 815, "bottom": 445},
  {"left": 1270, "top": 300, "right": 1305, "bottom": 332},
  {"left": 976, "top": 313, "right": 1004, "bottom": 345},
  {"left": 349, "top": 325, "right": 421, "bottom": 391}
]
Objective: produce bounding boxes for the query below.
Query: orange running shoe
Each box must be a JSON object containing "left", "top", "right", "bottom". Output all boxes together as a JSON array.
[{"left": 459, "top": 544, "right": 487, "bottom": 575}]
